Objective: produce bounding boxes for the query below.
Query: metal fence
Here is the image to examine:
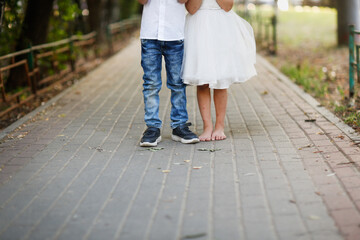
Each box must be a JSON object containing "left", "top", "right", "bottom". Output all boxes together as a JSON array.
[
  {"left": 349, "top": 24, "right": 360, "bottom": 98},
  {"left": 238, "top": 10, "right": 277, "bottom": 55}
]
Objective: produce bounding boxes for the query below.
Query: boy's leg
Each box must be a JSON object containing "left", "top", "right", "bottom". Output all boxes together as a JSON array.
[
  {"left": 163, "top": 40, "right": 199, "bottom": 144},
  {"left": 163, "top": 40, "right": 188, "bottom": 129},
  {"left": 140, "top": 39, "right": 163, "bottom": 146},
  {"left": 141, "top": 39, "right": 163, "bottom": 129}
]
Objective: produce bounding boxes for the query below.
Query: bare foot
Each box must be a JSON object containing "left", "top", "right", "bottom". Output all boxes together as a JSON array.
[
  {"left": 199, "top": 127, "right": 213, "bottom": 141},
  {"left": 211, "top": 128, "right": 226, "bottom": 141}
]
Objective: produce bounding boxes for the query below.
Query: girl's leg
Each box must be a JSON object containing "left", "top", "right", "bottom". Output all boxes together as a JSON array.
[
  {"left": 197, "top": 85, "right": 213, "bottom": 141},
  {"left": 212, "top": 89, "right": 227, "bottom": 140}
]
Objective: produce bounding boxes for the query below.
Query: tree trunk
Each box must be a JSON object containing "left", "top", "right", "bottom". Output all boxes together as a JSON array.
[
  {"left": 337, "top": 0, "right": 360, "bottom": 46},
  {"left": 105, "top": 0, "right": 118, "bottom": 24},
  {"left": 6, "top": 0, "right": 54, "bottom": 91},
  {"left": 303, "top": 0, "right": 314, "bottom": 6},
  {"left": 0, "top": 0, "right": 5, "bottom": 30},
  {"left": 17, "top": 0, "right": 54, "bottom": 50},
  {"left": 74, "top": 0, "right": 87, "bottom": 34},
  {"left": 87, "top": 0, "right": 105, "bottom": 41}
]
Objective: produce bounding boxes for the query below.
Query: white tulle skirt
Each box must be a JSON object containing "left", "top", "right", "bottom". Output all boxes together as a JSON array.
[{"left": 181, "top": 9, "right": 257, "bottom": 89}]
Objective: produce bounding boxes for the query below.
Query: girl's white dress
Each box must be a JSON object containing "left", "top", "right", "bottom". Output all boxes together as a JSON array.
[{"left": 181, "top": 0, "right": 257, "bottom": 89}]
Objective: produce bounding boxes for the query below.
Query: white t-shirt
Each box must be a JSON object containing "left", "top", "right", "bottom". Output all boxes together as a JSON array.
[{"left": 140, "top": 0, "right": 186, "bottom": 41}]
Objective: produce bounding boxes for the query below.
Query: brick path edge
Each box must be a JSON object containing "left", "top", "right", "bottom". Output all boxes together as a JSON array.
[{"left": 257, "top": 55, "right": 360, "bottom": 143}]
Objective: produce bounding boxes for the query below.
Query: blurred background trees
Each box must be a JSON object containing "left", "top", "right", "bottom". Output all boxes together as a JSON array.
[
  {"left": 1, "top": 0, "right": 359, "bottom": 55},
  {"left": 0, "top": 0, "right": 141, "bottom": 56},
  {"left": 243, "top": 0, "right": 359, "bottom": 46},
  {"left": 0, "top": 0, "right": 141, "bottom": 90},
  {"left": 1, "top": 0, "right": 359, "bottom": 89}
]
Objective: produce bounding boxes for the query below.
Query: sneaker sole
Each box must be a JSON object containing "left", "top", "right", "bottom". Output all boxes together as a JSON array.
[
  {"left": 171, "top": 135, "right": 200, "bottom": 144},
  {"left": 140, "top": 136, "right": 162, "bottom": 147}
]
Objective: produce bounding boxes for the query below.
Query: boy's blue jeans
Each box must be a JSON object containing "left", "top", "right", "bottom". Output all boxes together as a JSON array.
[{"left": 141, "top": 39, "right": 188, "bottom": 129}]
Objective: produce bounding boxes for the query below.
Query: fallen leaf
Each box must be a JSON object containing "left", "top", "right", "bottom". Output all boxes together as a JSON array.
[
  {"left": 244, "top": 173, "right": 255, "bottom": 176},
  {"left": 197, "top": 148, "right": 221, "bottom": 152},
  {"left": 58, "top": 114, "right": 66, "bottom": 118},
  {"left": 313, "top": 151, "right": 323, "bottom": 153},
  {"left": 17, "top": 134, "right": 25, "bottom": 139},
  {"left": 261, "top": 90, "right": 268, "bottom": 95},
  {"left": 197, "top": 148, "right": 208, "bottom": 151},
  {"left": 327, "top": 173, "right": 336, "bottom": 177},
  {"left": 335, "top": 135, "right": 345, "bottom": 139},
  {"left": 184, "top": 160, "right": 191, "bottom": 163},
  {"left": 162, "top": 170, "right": 171, "bottom": 173},
  {"left": 298, "top": 144, "right": 313, "bottom": 150},
  {"left": 316, "top": 132, "right": 325, "bottom": 135},
  {"left": 308, "top": 215, "right": 320, "bottom": 220},
  {"left": 193, "top": 166, "right": 203, "bottom": 169},
  {"left": 209, "top": 148, "right": 221, "bottom": 152},
  {"left": 337, "top": 161, "right": 356, "bottom": 165},
  {"left": 91, "top": 146, "right": 104, "bottom": 152},
  {"left": 148, "top": 147, "right": 164, "bottom": 152},
  {"left": 182, "top": 233, "right": 207, "bottom": 239},
  {"left": 289, "top": 199, "right": 296, "bottom": 204}
]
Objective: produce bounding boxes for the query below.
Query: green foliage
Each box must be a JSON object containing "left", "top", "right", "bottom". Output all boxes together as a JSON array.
[
  {"left": 334, "top": 104, "right": 347, "bottom": 115},
  {"left": 119, "top": 0, "right": 140, "bottom": 20},
  {"left": 0, "top": 0, "right": 82, "bottom": 55},
  {"left": 47, "top": 0, "right": 81, "bottom": 42},
  {"left": 56, "top": 52, "right": 70, "bottom": 70},
  {"left": 344, "top": 112, "right": 360, "bottom": 126},
  {"left": 333, "top": 103, "right": 360, "bottom": 128},
  {"left": 0, "top": 0, "right": 25, "bottom": 55},
  {"left": 337, "top": 85, "right": 345, "bottom": 99},
  {"left": 281, "top": 61, "right": 328, "bottom": 98}
]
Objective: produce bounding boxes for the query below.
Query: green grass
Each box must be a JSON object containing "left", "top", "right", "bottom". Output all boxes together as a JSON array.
[
  {"left": 334, "top": 104, "right": 360, "bottom": 127},
  {"left": 248, "top": 7, "right": 337, "bottom": 51},
  {"left": 344, "top": 112, "right": 360, "bottom": 126},
  {"left": 281, "top": 61, "right": 328, "bottom": 98},
  {"left": 277, "top": 8, "right": 337, "bottom": 48},
  {"left": 334, "top": 104, "right": 348, "bottom": 115},
  {"left": 247, "top": 7, "right": 337, "bottom": 48}
]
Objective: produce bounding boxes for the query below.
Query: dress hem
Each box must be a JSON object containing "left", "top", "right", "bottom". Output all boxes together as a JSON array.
[{"left": 183, "top": 74, "right": 257, "bottom": 89}]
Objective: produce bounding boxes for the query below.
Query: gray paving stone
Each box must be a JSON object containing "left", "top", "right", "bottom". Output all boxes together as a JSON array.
[
  {"left": 245, "top": 222, "right": 277, "bottom": 240},
  {"left": 0, "top": 40, "right": 351, "bottom": 240}
]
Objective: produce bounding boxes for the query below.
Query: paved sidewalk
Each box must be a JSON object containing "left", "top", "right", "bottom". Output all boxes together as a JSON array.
[{"left": 0, "top": 38, "right": 359, "bottom": 240}]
